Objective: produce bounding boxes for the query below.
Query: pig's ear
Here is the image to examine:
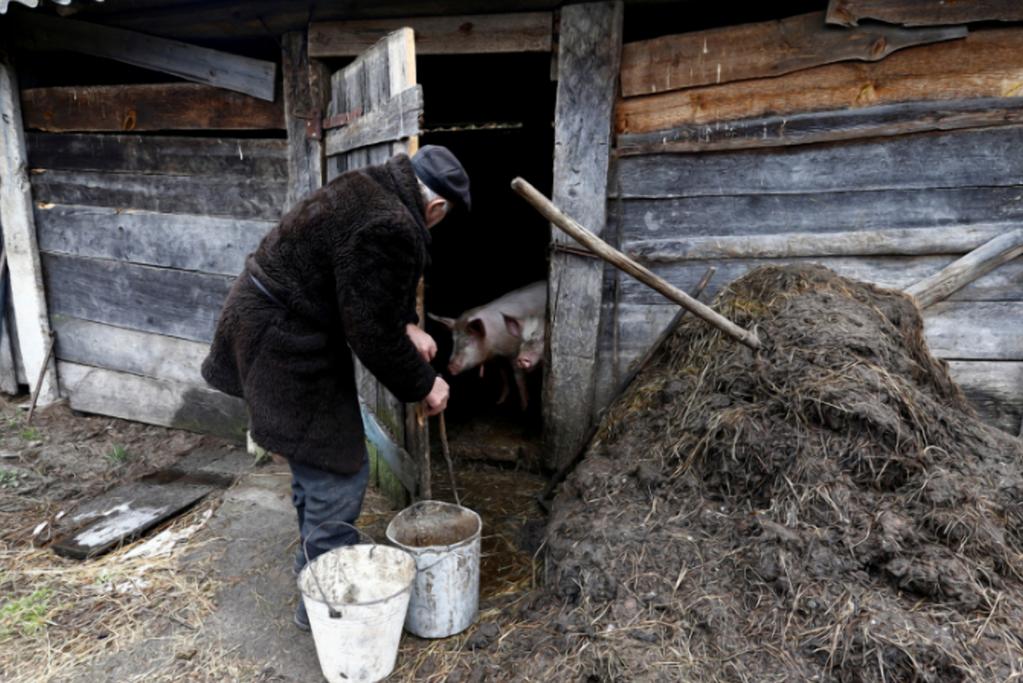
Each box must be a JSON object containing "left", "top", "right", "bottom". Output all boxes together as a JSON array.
[
  {"left": 502, "top": 313, "right": 522, "bottom": 339},
  {"left": 467, "top": 317, "right": 486, "bottom": 338},
  {"left": 427, "top": 313, "right": 455, "bottom": 329}
]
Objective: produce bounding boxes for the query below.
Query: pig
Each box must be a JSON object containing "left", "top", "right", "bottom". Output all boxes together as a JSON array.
[
  {"left": 429, "top": 281, "right": 546, "bottom": 410},
  {"left": 502, "top": 312, "right": 545, "bottom": 372}
]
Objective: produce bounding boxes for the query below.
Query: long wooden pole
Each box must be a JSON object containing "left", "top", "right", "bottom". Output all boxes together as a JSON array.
[
  {"left": 511, "top": 177, "right": 762, "bottom": 350},
  {"left": 905, "top": 227, "right": 1023, "bottom": 309}
]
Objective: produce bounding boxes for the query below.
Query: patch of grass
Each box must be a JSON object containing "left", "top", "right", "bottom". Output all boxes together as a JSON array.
[
  {"left": 0, "top": 588, "right": 52, "bottom": 639},
  {"left": 105, "top": 445, "right": 131, "bottom": 464},
  {"left": 19, "top": 427, "right": 40, "bottom": 442},
  {"left": 0, "top": 469, "right": 20, "bottom": 489}
]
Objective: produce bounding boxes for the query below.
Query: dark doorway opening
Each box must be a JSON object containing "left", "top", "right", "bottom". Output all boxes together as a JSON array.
[{"left": 419, "top": 52, "right": 555, "bottom": 469}]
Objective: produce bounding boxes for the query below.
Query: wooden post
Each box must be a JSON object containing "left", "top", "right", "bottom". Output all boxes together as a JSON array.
[
  {"left": 0, "top": 53, "right": 58, "bottom": 404},
  {"left": 282, "top": 31, "right": 326, "bottom": 211},
  {"left": 543, "top": 1, "right": 624, "bottom": 471},
  {"left": 905, "top": 228, "right": 1023, "bottom": 308}
]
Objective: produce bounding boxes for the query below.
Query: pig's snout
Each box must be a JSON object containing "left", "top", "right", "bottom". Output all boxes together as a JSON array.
[{"left": 516, "top": 356, "right": 533, "bottom": 370}]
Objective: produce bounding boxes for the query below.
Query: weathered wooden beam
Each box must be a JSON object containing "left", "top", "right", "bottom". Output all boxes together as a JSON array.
[
  {"left": 621, "top": 11, "right": 965, "bottom": 97},
  {"left": 31, "top": 169, "right": 285, "bottom": 221},
  {"left": 324, "top": 85, "right": 423, "bottom": 157},
  {"left": 624, "top": 224, "right": 1015, "bottom": 263},
  {"left": 544, "top": 1, "right": 623, "bottom": 470},
  {"left": 20, "top": 84, "right": 283, "bottom": 132},
  {"left": 0, "top": 55, "right": 57, "bottom": 405},
  {"left": 26, "top": 133, "right": 287, "bottom": 177},
  {"left": 14, "top": 13, "right": 277, "bottom": 101},
  {"left": 905, "top": 228, "right": 1023, "bottom": 308},
  {"left": 53, "top": 317, "right": 208, "bottom": 385},
  {"left": 947, "top": 360, "right": 1023, "bottom": 434},
  {"left": 616, "top": 28, "right": 1023, "bottom": 134},
  {"left": 309, "top": 12, "right": 553, "bottom": 57},
  {"left": 282, "top": 31, "right": 326, "bottom": 211},
  {"left": 614, "top": 124, "right": 1023, "bottom": 198},
  {"left": 58, "top": 361, "right": 246, "bottom": 440},
  {"left": 827, "top": 0, "right": 1023, "bottom": 27},
  {"left": 42, "top": 253, "right": 233, "bottom": 344},
  {"left": 617, "top": 97, "right": 1023, "bottom": 155},
  {"left": 35, "top": 204, "right": 268, "bottom": 277},
  {"left": 514, "top": 177, "right": 762, "bottom": 351}
]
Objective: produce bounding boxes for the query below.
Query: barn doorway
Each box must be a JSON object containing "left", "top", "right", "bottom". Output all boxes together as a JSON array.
[{"left": 419, "top": 52, "right": 555, "bottom": 469}]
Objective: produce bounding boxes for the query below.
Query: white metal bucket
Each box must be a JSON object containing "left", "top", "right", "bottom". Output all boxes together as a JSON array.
[
  {"left": 385, "top": 500, "right": 481, "bottom": 639},
  {"left": 297, "top": 543, "right": 416, "bottom": 683}
]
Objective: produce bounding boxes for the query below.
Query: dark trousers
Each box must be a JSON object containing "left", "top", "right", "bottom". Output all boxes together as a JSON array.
[{"left": 288, "top": 454, "right": 370, "bottom": 576}]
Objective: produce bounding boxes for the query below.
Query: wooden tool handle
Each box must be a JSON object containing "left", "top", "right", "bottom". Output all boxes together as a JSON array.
[{"left": 511, "top": 177, "right": 762, "bottom": 350}]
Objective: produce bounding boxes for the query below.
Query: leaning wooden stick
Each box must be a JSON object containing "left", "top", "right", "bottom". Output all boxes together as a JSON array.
[
  {"left": 437, "top": 412, "right": 460, "bottom": 506},
  {"left": 905, "top": 227, "right": 1023, "bottom": 309},
  {"left": 26, "top": 332, "right": 56, "bottom": 425},
  {"left": 511, "top": 177, "right": 762, "bottom": 350}
]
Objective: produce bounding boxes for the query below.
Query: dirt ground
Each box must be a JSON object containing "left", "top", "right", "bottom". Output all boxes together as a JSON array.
[{"left": 0, "top": 394, "right": 547, "bottom": 682}]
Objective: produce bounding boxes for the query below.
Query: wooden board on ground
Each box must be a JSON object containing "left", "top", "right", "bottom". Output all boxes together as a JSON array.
[
  {"left": 616, "top": 28, "right": 1023, "bottom": 134},
  {"left": 827, "top": 0, "right": 1023, "bottom": 27},
  {"left": 20, "top": 84, "right": 284, "bottom": 133},
  {"left": 309, "top": 12, "right": 553, "bottom": 56},
  {"left": 621, "top": 12, "right": 965, "bottom": 97},
  {"left": 14, "top": 13, "right": 276, "bottom": 101},
  {"left": 50, "top": 469, "right": 232, "bottom": 559}
]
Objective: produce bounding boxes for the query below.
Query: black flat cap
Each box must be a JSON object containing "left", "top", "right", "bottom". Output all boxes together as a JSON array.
[{"left": 411, "top": 145, "right": 471, "bottom": 212}]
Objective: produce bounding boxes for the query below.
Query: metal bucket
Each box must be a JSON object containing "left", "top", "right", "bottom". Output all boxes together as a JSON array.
[
  {"left": 385, "top": 500, "right": 481, "bottom": 639},
  {"left": 297, "top": 541, "right": 416, "bottom": 682}
]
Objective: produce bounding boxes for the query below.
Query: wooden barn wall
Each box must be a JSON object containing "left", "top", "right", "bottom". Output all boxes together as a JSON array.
[
  {"left": 600, "top": 124, "right": 1023, "bottom": 433},
  {"left": 600, "top": 25, "right": 1023, "bottom": 434},
  {"left": 26, "top": 132, "right": 286, "bottom": 438}
]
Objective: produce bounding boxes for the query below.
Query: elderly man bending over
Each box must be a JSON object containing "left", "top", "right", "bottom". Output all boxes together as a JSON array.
[{"left": 201, "top": 145, "right": 471, "bottom": 630}]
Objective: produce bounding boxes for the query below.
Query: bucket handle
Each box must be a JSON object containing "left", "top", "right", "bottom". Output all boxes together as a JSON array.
[{"left": 302, "top": 520, "right": 411, "bottom": 619}]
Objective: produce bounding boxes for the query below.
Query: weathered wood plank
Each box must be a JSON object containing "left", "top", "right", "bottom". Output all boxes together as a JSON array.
[
  {"left": 58, "top": 361, "right": 246, "bottom": 440},
  {"left": 621, "top": 12, "right": 964, "bottom": 97},
  {"left": 361, "top": 402, "right": 419, "bottom": 497},
  {"left": 947, "top": 360, "right": 1023, "bottom": 434},
  {"left": 51, "top": 475, "right": 220, "bottom": 559},
  {"left": 35, "top": 204, "right": 268, "bottom": 276},
  {"left": 31, "top": 170, "right": 285, "bottom": 221},
  {"left": 0, "top": 251, "right": 18, "bottom": 395},
  {"left": 15, "top": 13, "right": 276, "bottom": 101},
  {"left": 26, "top": 133, "right": 287, "bottom": 178},
  {"left": 613, "top": 187, "right": 1023, "bottom": 240},
  {"left": 925, "top": 302, "right": 1023, "bottom": 360},
  {"left": 0, "top": 55, "right": 58, "bottom": 404},
  {"left": 617, "top": 256, "right": 1023, "bottom": 306},
  {"left": 282, "top": 31, "right": 325, "bottom": 212},
  {"left": 42, "top": 253, "right": 233, "bottom": 343},
  {"left": 616, "top": 97, "right": 1023, "bottom": 155},
  {"left": 309, "top": 12, "right": 553, "bottom": 57},
  {"left": 324, "top": 85, "right": 423, "bottom": 157},
  {"left": 53, "top": 316, "right": 208, "bottom": 385},
  {"left": 20, "top": 84, "right": 284, "bottom": 133},
  {"left": 614, "top": 125, "right": 1023, "bottom": 198},
  {"left": 624, "top": 224, "right": 1015, "bottom": 262},
  {"left": 827, "top": 0, "right": 1023, "bottom": 27},
  {"left": 905, "top": 228, "right": 1023, "bottom": 308},
  {"left": 616, "top": 28, "right": 1023, "bottom": 134},
  {"left": 545, "top": 1, "right": 623, "bottom": 470},
  {"left": 606, "top": 300, "right": 1023, "bottom": 362}
]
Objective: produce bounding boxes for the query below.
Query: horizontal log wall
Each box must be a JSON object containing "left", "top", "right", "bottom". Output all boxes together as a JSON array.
[
  {"left": 28, "top": 132, "right": 284, "bottom": 436},
  {"left": 606, "top": 122, "right": 1023, "bottom": 433}
]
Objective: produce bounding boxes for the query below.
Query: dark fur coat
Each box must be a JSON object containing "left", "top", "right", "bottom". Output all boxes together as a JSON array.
[{"left": 202, "top": 155, "right": 436, "bottom": 475}]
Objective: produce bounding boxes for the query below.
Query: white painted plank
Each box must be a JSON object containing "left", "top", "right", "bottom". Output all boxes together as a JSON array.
[{"left": 0, "top": 56, "right": 57, "bottom": 404}]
